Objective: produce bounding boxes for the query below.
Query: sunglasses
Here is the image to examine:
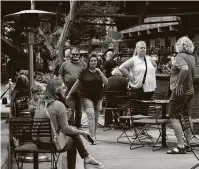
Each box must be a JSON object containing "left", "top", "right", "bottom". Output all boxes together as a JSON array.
[{"left": 72, "top": 54, "right": 79, "bottom": 56}]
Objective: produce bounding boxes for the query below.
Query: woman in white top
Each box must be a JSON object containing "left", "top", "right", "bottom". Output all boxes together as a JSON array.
[{"left": 119, "top": 41, "right": 157, "bottom": 100}]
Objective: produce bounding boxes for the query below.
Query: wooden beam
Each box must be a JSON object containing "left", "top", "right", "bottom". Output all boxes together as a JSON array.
[
  {"left": 139, "top": 20, "right": 180, "bottom": 25},
  {"left": 146, "top": 12, "right": 199, "bottom": 17},
  {"left": 74, "top": 21, "right": 116, "bottom": 26},
  {"left": 76, "top": 13, "right": 138, "bottom": 18},
  {"left": 75, "top": 20, "right": 179, "bottom": 27},
  {"left": 76, "top": 12, "right": 199, "bottom": 18}
]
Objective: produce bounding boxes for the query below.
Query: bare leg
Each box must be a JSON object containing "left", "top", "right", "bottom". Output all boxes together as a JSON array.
[
  {"left": 85, "top": 108, "right": 95, "bottom": 138},
  {"left": 171, "top": 118, "right": 184, "bottom": 147},
  {"left": 94, "top": 110, "right": 100, "bottom": 139}
]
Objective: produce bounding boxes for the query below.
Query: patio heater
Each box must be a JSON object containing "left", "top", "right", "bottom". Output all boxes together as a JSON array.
[
  {"left": 4, "top": 2, "right": 56, "bottom": 163},
  {"left": 4, "top": 3, "right": 56, "bottom": 99}
]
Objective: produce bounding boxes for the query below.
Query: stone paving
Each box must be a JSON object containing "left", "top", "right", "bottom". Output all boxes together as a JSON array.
[
  {"left": 1, "top": 114, "right": 199, "bottom": 169},
  {"left": 1, "top": 83, "right": 199, "bottom": 169}
]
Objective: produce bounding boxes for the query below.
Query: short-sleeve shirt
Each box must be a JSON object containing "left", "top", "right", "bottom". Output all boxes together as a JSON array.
[
  {"left": 120, "top": 55, "right": 156, "bottom": 92},
  {"left": 105, "top": 75, "right": 128, "bottom": 93},
  {"left": 170, "top": 53, "right": 195, "bottom": 95},
  {"left": 78, "top": 69, "right": 103, "bottom": 101},
  {"left": 59, "top": 60, "right": 86, "bottom": 89}
]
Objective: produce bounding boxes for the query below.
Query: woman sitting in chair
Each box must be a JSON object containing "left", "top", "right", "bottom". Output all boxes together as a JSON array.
[
  {"left": 34, "top": 78, "right": 103, "bottom": 169},
  {"left": 10, "top": 73, "right": 29, "bottom": 117}
]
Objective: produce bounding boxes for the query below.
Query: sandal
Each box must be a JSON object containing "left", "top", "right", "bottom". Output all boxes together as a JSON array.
[{"left": 167, "top": 146, "right": 187, "bottom": 154}]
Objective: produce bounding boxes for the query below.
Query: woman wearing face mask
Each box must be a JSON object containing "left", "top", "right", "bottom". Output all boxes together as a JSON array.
[
  {"left": 119, "top": 41, "right": 157, "bottom": 100},
  {"left": 66, "top": 53, "right": 108, "bottom": 144},
  {"left": 34, "top": 78, "right": 103, "bottom": 169}
]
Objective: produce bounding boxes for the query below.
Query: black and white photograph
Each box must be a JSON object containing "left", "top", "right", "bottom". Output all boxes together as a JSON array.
[{"left": 1, "top": 1, "right": 199, "bottom": 169}]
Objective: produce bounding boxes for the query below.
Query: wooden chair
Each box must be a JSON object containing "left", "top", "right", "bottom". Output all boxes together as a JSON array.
[
  {"left": 129, "top": 99, "right": 169, "bottom": 151},
  {"left": 9, "top": 117, "right": 66, "bottom": 169}
]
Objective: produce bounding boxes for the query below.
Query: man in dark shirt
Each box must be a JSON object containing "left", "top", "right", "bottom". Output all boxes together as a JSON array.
[{"left": 103, "top": 51, "right": 118, "bottom": 78}]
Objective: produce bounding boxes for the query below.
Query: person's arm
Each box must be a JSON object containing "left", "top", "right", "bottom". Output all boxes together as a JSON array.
[
  {"left": 28, "top": 100, "right": 37, "bottom": 114},
  {"left": 66, "top": 79, "right": 80, "bottom": 98},
  {"left": 119, "top": 58, "right": 134, "bottom": 82},
  {"left": 174, "top": 56, "right": 188, "bottom": 96},
  {"left": 175, "top": 65, "right": 188, "bottom": 96},
  {"left": 96, "top": 68, "right": 108, "bottom": 85},
  {"left": 57, "top": 103, "right": 89, "bottom": 135}
]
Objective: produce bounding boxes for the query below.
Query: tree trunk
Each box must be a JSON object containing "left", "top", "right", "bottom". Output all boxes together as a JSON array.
[{"left": 56, "top": 1, "right": 77, "bottom": 64}]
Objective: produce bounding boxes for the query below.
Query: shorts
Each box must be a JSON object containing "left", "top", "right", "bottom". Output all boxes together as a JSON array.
[
  {"left": 82, "top": 98, "right": 102, "bottom": 111},
  {"left": 169, "top": 92, "right": 193, "bottom": 119}
]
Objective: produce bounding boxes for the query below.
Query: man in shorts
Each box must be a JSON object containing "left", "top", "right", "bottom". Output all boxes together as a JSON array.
[{"left": 167, "top": 36, "right": 196, "bottom": 154}]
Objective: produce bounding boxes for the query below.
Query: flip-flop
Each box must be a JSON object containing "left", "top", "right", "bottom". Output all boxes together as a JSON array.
[{"left": 167, "top": 146, "right": 187, "bottom": 154}]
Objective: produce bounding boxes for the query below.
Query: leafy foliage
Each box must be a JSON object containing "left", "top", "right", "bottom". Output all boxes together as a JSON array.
[{"left": 2, "top": 1, "right": 120, "bottom": 72}]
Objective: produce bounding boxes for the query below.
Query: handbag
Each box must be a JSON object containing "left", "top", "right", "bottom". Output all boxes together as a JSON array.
[{"left": 44, "top": 102, "right": 68, "bottom": 150}]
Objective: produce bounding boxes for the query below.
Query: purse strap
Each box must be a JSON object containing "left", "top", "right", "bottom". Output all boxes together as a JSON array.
[
  {"left": 44, "top": 102, "right": 57, "bottom": 136},
  {"left": 142, "top": 56, "right": 147, "bottom": 84}
]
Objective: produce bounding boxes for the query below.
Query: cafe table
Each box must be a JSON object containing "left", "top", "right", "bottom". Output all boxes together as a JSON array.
[{"left": 154, "top": 99, "right": 169, "bottom": 147}]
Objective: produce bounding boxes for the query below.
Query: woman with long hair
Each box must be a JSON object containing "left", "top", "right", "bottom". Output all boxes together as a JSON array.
[
  {"left": 119, "top": 41, "right": 157, "bottom": 100},
  {"left": 10, "top": 73, "right": 29, "bottom": 117},
  {"left": 66, "top": 53, "right": 108, "bottom": 144},
  {"left": 34, "top": 78, "right": 103, "bottom": 169}
]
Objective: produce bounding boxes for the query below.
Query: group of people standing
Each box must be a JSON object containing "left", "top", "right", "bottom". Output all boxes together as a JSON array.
[{"left": 10, "top": 35, "right": 196, "bottom": 168}]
